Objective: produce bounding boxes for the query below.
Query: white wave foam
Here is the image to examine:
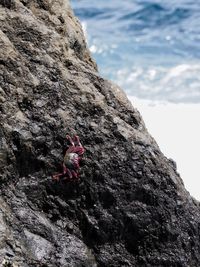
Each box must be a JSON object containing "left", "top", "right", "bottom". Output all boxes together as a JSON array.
[
  {"left": 115, "top": 63, "right": 200, "bottom": 102},
  {"left": 129, "top": 96, "right": 200, "bottom": 200},
  {"left": 81, "top": 21, "right": 88, "bottom": 40}
]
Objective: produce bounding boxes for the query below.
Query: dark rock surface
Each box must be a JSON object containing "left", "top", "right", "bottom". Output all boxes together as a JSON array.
[{"left": 0, "top": 1, "right": 200, "bottom": 266}]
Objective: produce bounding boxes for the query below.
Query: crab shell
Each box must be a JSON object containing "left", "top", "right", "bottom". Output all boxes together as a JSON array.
[{"left": 64, "top": 152, "right": 79, "bottom": 170}]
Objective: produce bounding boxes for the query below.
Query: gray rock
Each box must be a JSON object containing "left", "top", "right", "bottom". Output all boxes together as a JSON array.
[{"left": 0, "top": 0, "right": 200, "bottom": 266}]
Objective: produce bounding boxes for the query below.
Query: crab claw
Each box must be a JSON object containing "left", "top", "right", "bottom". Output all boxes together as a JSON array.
[
  {"left": 66, "top": 135, "right": 71, "bottom": 140},
  {"left": 66, "top": 135, "right": 74, "bottom": 146},
  {"left": 73, "top": 135, "right": 79, "bottom": 140},
  {"left": 73, "top": 135, "right": 81, "bottom": 146}
]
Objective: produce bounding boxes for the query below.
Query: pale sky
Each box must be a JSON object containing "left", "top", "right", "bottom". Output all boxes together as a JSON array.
[{"left": 130, "top": 97, "right": 200, "bottom": 201}]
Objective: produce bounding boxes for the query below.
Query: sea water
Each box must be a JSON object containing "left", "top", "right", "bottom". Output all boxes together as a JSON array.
[{"left": 71, "top": 0, "right": 200, "bottom": 200}]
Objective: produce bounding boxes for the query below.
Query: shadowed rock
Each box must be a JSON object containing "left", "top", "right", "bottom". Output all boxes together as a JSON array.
[
  {"left": 0, "top": 0, "right": 200, "bottom": 266},
  {"left": 0, "top": 0, "right": 13, "bottom": 9}
]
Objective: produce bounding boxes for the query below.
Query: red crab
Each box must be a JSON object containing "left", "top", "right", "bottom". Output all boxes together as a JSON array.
[{"left": 52, "top": 135, "right": 85, "bottom": 181}]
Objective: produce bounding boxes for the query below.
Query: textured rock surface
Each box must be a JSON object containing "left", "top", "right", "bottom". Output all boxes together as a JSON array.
[{"left": 0, "top": 0, "right": 200, "bottom": 266}]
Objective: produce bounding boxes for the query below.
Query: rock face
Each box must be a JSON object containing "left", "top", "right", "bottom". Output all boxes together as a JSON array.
[{"left": 0, "top": 1, "right": 200, "bottom": 266}]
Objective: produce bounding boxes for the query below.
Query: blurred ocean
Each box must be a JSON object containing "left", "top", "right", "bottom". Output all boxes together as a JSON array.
[
  {"left": 71, "top": 0, "right": 200, "bottom": 199},
  {"left": 71, "top": 0, "right": 200, "bottom": 103}
]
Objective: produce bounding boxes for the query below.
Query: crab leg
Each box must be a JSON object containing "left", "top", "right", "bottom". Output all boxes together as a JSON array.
[
  {"left": 53, "top": 168, "right": 72, "bottom": 181},
  {"left": 71, "top": 170, "right": 78, "bottom": 179},
  {"left": 63, "top": 168, "right": 73, "bottom": 180},
  {"left": 52, "top": 173, "right": 64, "bottom": 181},
  {"left": 66, "top": 135, "right": 75, "bottom": 146},
  {"left": 73, "top": 135, "right": 82, "bottom": 147}
]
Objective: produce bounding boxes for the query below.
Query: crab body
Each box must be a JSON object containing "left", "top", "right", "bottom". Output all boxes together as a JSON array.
[
  {"left": 64, "top": 152, "right": 79, "bottom": 169},
  {"left": 53, "top": 135, "right": 85, "bottom": 181}
]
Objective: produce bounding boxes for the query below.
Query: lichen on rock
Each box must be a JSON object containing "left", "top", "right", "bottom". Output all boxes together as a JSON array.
[{"left": 0, "top": 0, "right": 200, "bottom": 266}]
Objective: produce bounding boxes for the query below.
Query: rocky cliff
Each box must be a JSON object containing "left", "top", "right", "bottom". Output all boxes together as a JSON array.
[{"left": 0, "top": 0, "right": 200, "bottom": 266}]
